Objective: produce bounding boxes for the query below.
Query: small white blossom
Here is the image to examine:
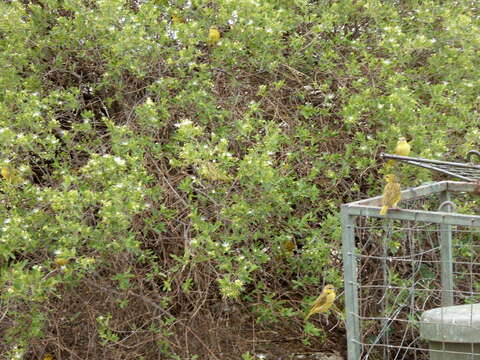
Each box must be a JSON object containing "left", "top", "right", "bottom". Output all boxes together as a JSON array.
[
  {"left": 174, "top": 119, "right": 193, "bottom": 128},
  {"left": 113, "top": 157, "right": 126, "bottom": 166},
  {"left": 228, "top": 11, "right": 238, "bottom": 26}
]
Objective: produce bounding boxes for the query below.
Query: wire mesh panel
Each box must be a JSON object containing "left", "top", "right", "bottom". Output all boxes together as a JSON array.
[{"left": 342, "top": 181, "right": 480, "bottom": 360}]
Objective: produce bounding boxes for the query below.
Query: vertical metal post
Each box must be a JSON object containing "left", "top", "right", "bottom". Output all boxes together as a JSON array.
[
  {"left": 381, "top": 221, "right": 392, "bottom": 360},
  {"left": 439, "top": 191, "right": 454, "bottom": 306},
  {"left": 341, "top": 205, "right": 361, "bottom": 360}
]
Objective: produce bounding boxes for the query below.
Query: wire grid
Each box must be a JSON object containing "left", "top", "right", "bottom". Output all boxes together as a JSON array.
[{"left": 344, "top": 188, "right": 480, "bottom": 360}]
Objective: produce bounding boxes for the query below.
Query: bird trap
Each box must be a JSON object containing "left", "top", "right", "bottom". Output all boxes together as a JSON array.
[
  {"left": 381, "top": 151, "right": 480, "bottom": 182},
  {"left": 341, "top": 181, "right": 480, "bottom": 360}
]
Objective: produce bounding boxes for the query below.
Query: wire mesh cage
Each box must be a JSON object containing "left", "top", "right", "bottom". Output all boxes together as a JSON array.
[{"left": 341, "top": 181, "right": 480, "bottom": 360}]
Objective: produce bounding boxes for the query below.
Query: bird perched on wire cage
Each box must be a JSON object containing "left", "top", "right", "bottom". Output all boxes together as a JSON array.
[{"left": 380, "top": 174, "right": 401, "bottom": 215}]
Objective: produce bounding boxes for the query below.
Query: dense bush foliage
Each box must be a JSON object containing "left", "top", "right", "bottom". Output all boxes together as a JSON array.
[{"left": 0, "top": 0, "right": 479, "bottom": 358}]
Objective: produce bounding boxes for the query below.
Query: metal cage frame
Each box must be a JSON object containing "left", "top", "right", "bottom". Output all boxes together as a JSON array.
[{"left": 341, "top": 181, "right": 480, "bottom": 359}]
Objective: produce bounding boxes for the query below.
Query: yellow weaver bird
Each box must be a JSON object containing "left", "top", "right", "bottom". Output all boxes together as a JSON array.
[
  {"left": 1, "top": 167, "right": 9, "bottom": 180},
  {"left": 1, "top": 166, "right": 23, "bottom": 185},
  {"left": 395, "top": 137, "right": 411, "bottom": 157},
  {"left": 54, "top": 257, "right": 69, "bottom": 267},
  {"left": 305, "top": 284, "right": 336, "bottom": 321},
  {"left": 198, "top": 161, "right": 231, "bottom": 182},
  {"left": 172, "top": 13, "right": 185, "bottom": 24},
  {"left": 208, "top": 27, "right": 221, "bottom": 46},
  {"left": 387, "top": 136, "right": 411, "bottom": 166},
  {"left": 380, "top": 174, "right": 401, "bottom": 215},
  {"left": 282, "top": 239, "right": 296, "bottom": 254}
]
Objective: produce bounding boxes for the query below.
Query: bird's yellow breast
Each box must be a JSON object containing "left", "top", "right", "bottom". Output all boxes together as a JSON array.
[
  {"left": 325, "top": 291, "right": 336, "bottom": 306},
  {"left": 395, "top": 140, "right": 410, "bottom": 157},
  {"left": 208, "top": 28, "right": 221, "bottom": 45},
  {"left": 383, "top": 182, "right": 401, "bottom": 206},
  {"left": 1, "top": 167, "right": 10, "bottom": 179}
]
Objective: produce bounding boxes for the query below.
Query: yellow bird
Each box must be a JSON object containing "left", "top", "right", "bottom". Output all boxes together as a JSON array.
[
  {"left": 43, "top": 354, "right": 54, "bottom": 360},
  {"left": 208, "top": 27, "right": 221, "bottom": 46},
  {"left": 305, "top": 284, "right": 336, "bottom": 321},
  {"left": 1, "top": 167, "right": 10, "bottom": 180},
  {"left": 172, "top": 13, "right": 185, "bottom": 24},
  {"left": 1, "top": 166, "right": 23, "bottom": 185},
  {"left": 54, "top": 257, "right": 69, "bottom": 267},
  {"left": 395, "top": 137, "right": 411, "bottom": 157},
  {"left": 282, "top": 239, "right": 296, "bottom": 254},
  {"left": 379, "top": 174, "right": 401, "bottom": 215},
  {"left": 198, "top": 161, "right": 231, "bottom": 182},
  {"left": 387, "top": 137, "right": 411, "bottom": 166}
]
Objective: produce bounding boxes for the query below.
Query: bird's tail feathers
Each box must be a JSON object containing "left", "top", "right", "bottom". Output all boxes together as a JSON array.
[{"left": 380, "top": 205, "right": 388, "bottom": 215}]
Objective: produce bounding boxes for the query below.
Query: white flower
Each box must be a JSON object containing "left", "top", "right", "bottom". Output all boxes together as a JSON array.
[
  {"left": 228, "top": 11, "right": 238, "bottom": 26},
  {"left": 113, "top": 157, "right": 126, "bottom": 166},
  {"left": 174, "top": 119, "right": 193, "bottom": 128}
]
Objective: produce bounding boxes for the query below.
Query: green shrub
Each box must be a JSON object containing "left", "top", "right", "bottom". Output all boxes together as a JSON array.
[{"left": 1, "top": 0, "right": 479, "bottom": 358}]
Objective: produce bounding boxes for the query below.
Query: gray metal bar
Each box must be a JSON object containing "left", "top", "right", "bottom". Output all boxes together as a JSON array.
[
  {"left": 381, "top": 153, "right": 480, "bottom": 169},
  {"left": 341, "top": 205, "right": 361, "bottom": 360},
  {"left": 350, "top": 182, "right": 477, "bottom": 207},
  {"left": 345, "top": 205, "right": 480, "bottom": 227},
  {"left": 350, "top": 181, "right": 448, "bottom": 206},
  {"left": 445, "top": 181, "right": 477, "bottom": 193},
  {"left": 405, "top": 161, "right": 474, "bottom": 181},
  {"left": 439, "top": 191, "right": 454, "bottom": 306}
]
